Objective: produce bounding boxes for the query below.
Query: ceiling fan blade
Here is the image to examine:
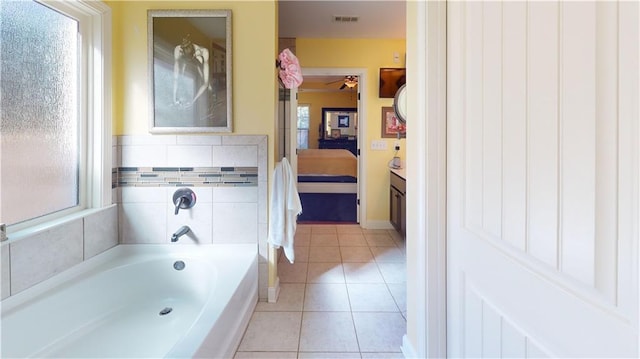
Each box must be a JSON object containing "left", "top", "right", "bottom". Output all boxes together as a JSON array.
[
  {"left": 325, "top": 79, "right": 343, "bottom": 85},
  {"left": 339, "top": 83, "right": 347, "bottom": 90}
]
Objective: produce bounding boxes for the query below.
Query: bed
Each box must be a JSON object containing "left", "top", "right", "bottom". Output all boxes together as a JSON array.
[{"left": 297, "top": 149, "right": 358, "bottom": 222}]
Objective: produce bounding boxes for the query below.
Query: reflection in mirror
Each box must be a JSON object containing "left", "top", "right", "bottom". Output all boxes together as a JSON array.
[
  {"left": 393, "top": 84, "right": 407, "bottom": 124},
  {"left": 148, "top": 10, "right": 232, "bottom": 133},
  {"left": 322, "top": 107, "right": 357, "bottom": 139}
]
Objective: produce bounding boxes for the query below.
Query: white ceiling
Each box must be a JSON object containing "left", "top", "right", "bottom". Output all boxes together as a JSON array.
[{"left": 278, "top": 0, "right": 406, "bottom": 39}]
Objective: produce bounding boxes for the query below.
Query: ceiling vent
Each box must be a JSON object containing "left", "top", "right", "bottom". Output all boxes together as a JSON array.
[{"left": 333, "top": 15, "right": 359, "bottom": 23}]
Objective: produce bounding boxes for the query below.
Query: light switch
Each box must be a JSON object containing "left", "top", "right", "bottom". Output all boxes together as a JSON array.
[
  {"left": 371, "top": 140, "right": 388, "bottom": 150},
  {"left": 393, "top": 52, "right": 400, "bottom": 63}
]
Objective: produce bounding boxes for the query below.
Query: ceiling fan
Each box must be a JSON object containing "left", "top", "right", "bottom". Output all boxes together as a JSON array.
[{"left": 326, "top": 75, "right": 358, "bottom": 90}]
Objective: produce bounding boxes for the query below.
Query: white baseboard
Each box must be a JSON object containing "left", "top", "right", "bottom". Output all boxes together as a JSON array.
[
  {"left": 267, "top": 277, "right": 280, "bottom": 303},
  {"left": 363, "top": 220, "right": 394, "bottom": 230},
  {"left": 401, "top": 335, "right": 418, "bottom": 359}
]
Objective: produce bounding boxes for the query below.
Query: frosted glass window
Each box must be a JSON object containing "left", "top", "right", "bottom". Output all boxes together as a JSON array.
[{"left": 0, "top": 1, "right": 80, "bottom": 225}]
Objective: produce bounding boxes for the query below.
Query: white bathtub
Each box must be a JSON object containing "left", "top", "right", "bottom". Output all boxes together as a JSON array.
[{"left": 1, "top": 244, "right": 258, "bottom": 358}]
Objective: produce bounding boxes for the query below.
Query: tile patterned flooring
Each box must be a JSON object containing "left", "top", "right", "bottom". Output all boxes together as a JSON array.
[{"left": 235, "top": 224, "right": 406, "bottom": 359}]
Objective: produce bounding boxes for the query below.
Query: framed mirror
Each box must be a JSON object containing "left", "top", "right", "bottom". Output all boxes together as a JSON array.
[
  {"left": 148, "top": 10, "right": 232, "bottom": 133},
  {"left": 321, "top": 107, "right": 357, "bottom": 140},
  {"left": 393, "top": 84, "right": 407, "bottom": 124}
]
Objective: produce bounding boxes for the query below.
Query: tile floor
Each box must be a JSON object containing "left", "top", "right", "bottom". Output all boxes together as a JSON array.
[{"left": 235, "top": 224, "right": 406, "bottom": 359}]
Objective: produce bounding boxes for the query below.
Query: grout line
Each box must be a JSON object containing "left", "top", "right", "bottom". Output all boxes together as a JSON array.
[
  {"left": 236, "top": 225, "right": 405, "bottom": 358},
  {"left": 296, "top": 282, "right": 306, "bottom": 355},
  {"left": 344, "top": 247, "right": 363, "bottom": 356}
]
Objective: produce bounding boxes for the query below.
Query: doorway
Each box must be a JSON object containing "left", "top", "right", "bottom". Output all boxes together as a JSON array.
[{"left": 291, "top": 68, "right": 367, "bottom": 225}]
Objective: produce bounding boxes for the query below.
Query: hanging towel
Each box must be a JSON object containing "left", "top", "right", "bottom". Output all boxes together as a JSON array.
[{"left": 267, "top": 157, "right": 302, "bottom": 263}]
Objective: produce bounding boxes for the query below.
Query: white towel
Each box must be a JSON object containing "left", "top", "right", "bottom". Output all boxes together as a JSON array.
[{"left": 267, "top": 157, "right": 302, "bottom": 263}]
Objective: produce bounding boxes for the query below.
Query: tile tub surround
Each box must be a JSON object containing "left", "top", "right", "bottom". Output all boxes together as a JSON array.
[
  {"left": 1, "top": 205, "right": 118, "bottom": 300},
  {"left": 114, "top": 135, "right": 269, "bottom": 299}
]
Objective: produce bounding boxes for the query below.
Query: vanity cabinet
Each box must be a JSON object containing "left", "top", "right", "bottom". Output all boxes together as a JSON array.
[{"left": 389, "top": 171, "right": 406, "bottom": 237}]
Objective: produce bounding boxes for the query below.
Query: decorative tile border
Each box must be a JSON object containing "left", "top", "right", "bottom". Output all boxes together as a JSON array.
[
  {"left": 114, "top": 166, "right": 258, "bottom": 187},
  {"left": 112, "top": 168, "right": 118, "bottom": 189}
]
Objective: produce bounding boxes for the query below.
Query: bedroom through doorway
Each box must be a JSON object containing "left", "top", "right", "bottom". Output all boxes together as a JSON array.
[{"left": 292, "top": 69, "right": 366, "bottom": 224}]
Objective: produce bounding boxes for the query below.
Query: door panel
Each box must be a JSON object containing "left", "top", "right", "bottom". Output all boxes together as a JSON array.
[
  {"left": 447, "top": 1, "right": 639, "bottom": 357},
  {"left": 526, "top": 1, "right": 559, "bottom": 268},
  {"left": 501, "top": 1, "right": 528, "bottom": 253}
]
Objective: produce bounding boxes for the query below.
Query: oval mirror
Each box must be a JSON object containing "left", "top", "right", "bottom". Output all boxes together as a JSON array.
[{"left": 393, "top": 84, "right": 407, "bottom": 124}]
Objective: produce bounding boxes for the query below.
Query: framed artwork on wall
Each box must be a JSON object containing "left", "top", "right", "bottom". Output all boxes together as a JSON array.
[
  {"left": 381, "top": 106, "right": 406, "bottom": 138},
  {"left": 338, "top": 115, "right": 350, "bottom": 128},
  {"left": 148, "top": 9, "right": 232, "bottom": 133},
  {"left": 321, "top": 107, "right": 357, "bottom": 139}
]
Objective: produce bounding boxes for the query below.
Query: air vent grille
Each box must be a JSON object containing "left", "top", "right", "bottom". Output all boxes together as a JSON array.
[{"left": 333, "top": 15, "right": 359, "bottom": 23}]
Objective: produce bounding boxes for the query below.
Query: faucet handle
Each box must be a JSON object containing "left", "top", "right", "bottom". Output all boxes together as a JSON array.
[
  {"left": 172, "top": 188, "right": 196, "bottom": 215},
  {"left": 174, "top": 196, "right": 185, "bottom": 215}
]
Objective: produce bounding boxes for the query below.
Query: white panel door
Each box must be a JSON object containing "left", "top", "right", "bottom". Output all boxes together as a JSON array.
[{"left": 447, "top": 1, "right": 639, "bottom": 357}]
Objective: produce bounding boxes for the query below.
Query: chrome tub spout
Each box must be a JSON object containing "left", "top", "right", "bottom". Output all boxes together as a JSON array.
[{"left": 171, "top": 225, "right": 191, "bottom": 242}]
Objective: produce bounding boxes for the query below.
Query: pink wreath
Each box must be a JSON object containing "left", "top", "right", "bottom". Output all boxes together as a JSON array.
[{"left": 276, "top": 48, "right": 303, "bottom": 89}]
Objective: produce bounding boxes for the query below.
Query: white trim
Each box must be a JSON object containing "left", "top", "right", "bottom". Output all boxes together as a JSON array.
[
  {"left": 405, "top": 0, "right": 448, "bottom": 358},
  {"left": 301, "top": 68, "right": 367, "bottom": 225},
  {"left": 401, "top": 334, "right": 419, "bottom": 359},
  {"left": 267, "top": 276, "right": 280, "bottom": 303},
  {"left": 82, "top": 0, "right": 112, "bottom": 208},
  {"left": 363, "top": 220, "right": 394, "bottom": 230},
  {"left": 298, "top": 88, "right": 347, "bottom": 93},
  {"left": 95, "top": 2, "right": 112, "bottom": 208}
]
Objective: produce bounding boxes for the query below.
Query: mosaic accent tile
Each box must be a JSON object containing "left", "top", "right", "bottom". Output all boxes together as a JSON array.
[
  {"left": 113, "top": 166, "right": 258, "bottom": 188},
  {"left": 111, "top": 168, "right": 118, "bottom": 189}
]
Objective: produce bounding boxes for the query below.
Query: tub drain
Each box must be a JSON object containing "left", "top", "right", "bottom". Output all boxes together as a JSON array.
[
  {"left": 173, "top": 260, "right": 185, "bottom": 271},
  {"left": 159, "top": 307, "right": 173, "bottom": 316}
]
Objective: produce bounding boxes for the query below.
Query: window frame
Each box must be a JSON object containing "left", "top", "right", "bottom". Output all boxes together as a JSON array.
[
  {"left": 5, "top": 0, "right": 111, "bottom": 232},
  {"left": 297, "top": 103, "right": 310, "bottom": 150}
]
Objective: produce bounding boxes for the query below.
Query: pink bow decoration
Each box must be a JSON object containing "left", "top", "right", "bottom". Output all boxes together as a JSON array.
[{"left": 277, "top": 48, "right": 303, "bottom": 89}]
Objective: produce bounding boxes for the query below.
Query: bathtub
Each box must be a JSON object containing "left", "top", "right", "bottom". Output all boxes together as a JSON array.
[{"left": 1, "top": 244, "right": 258, "bottom": 358}]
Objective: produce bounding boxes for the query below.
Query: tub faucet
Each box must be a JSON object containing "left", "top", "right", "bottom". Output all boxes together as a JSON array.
[
  {"left": 173, "top": 188, "right": 196, "bottom": 215},
  {"left": 171, "top": 225, "right": 191, "bottom": 242}
]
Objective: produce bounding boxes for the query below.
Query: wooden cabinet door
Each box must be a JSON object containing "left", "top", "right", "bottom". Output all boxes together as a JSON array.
[{"left": 390, "top": 186, "right": 401, "bottom": 231}]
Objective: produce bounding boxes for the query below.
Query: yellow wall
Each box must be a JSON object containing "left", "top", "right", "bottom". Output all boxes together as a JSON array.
[
  {"left": 298, "top": 90, "right": 357, "bottom": 149},
  {"left": 108, "top": 1, "right": 277, "bottom": 149},
  {"left": 296, "top": 38, "right": 406, "bottom": 222},
  {"left": 108, "top": 0, "right": 279, "bottom": 289},
  {"left": 107, "top": 2, "right": 402, "bottom": 224}
]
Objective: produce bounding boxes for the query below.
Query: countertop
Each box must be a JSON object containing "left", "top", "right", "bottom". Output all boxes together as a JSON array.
[{"left": 390, "top": 167, "right": 406, "bottom": 180}]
